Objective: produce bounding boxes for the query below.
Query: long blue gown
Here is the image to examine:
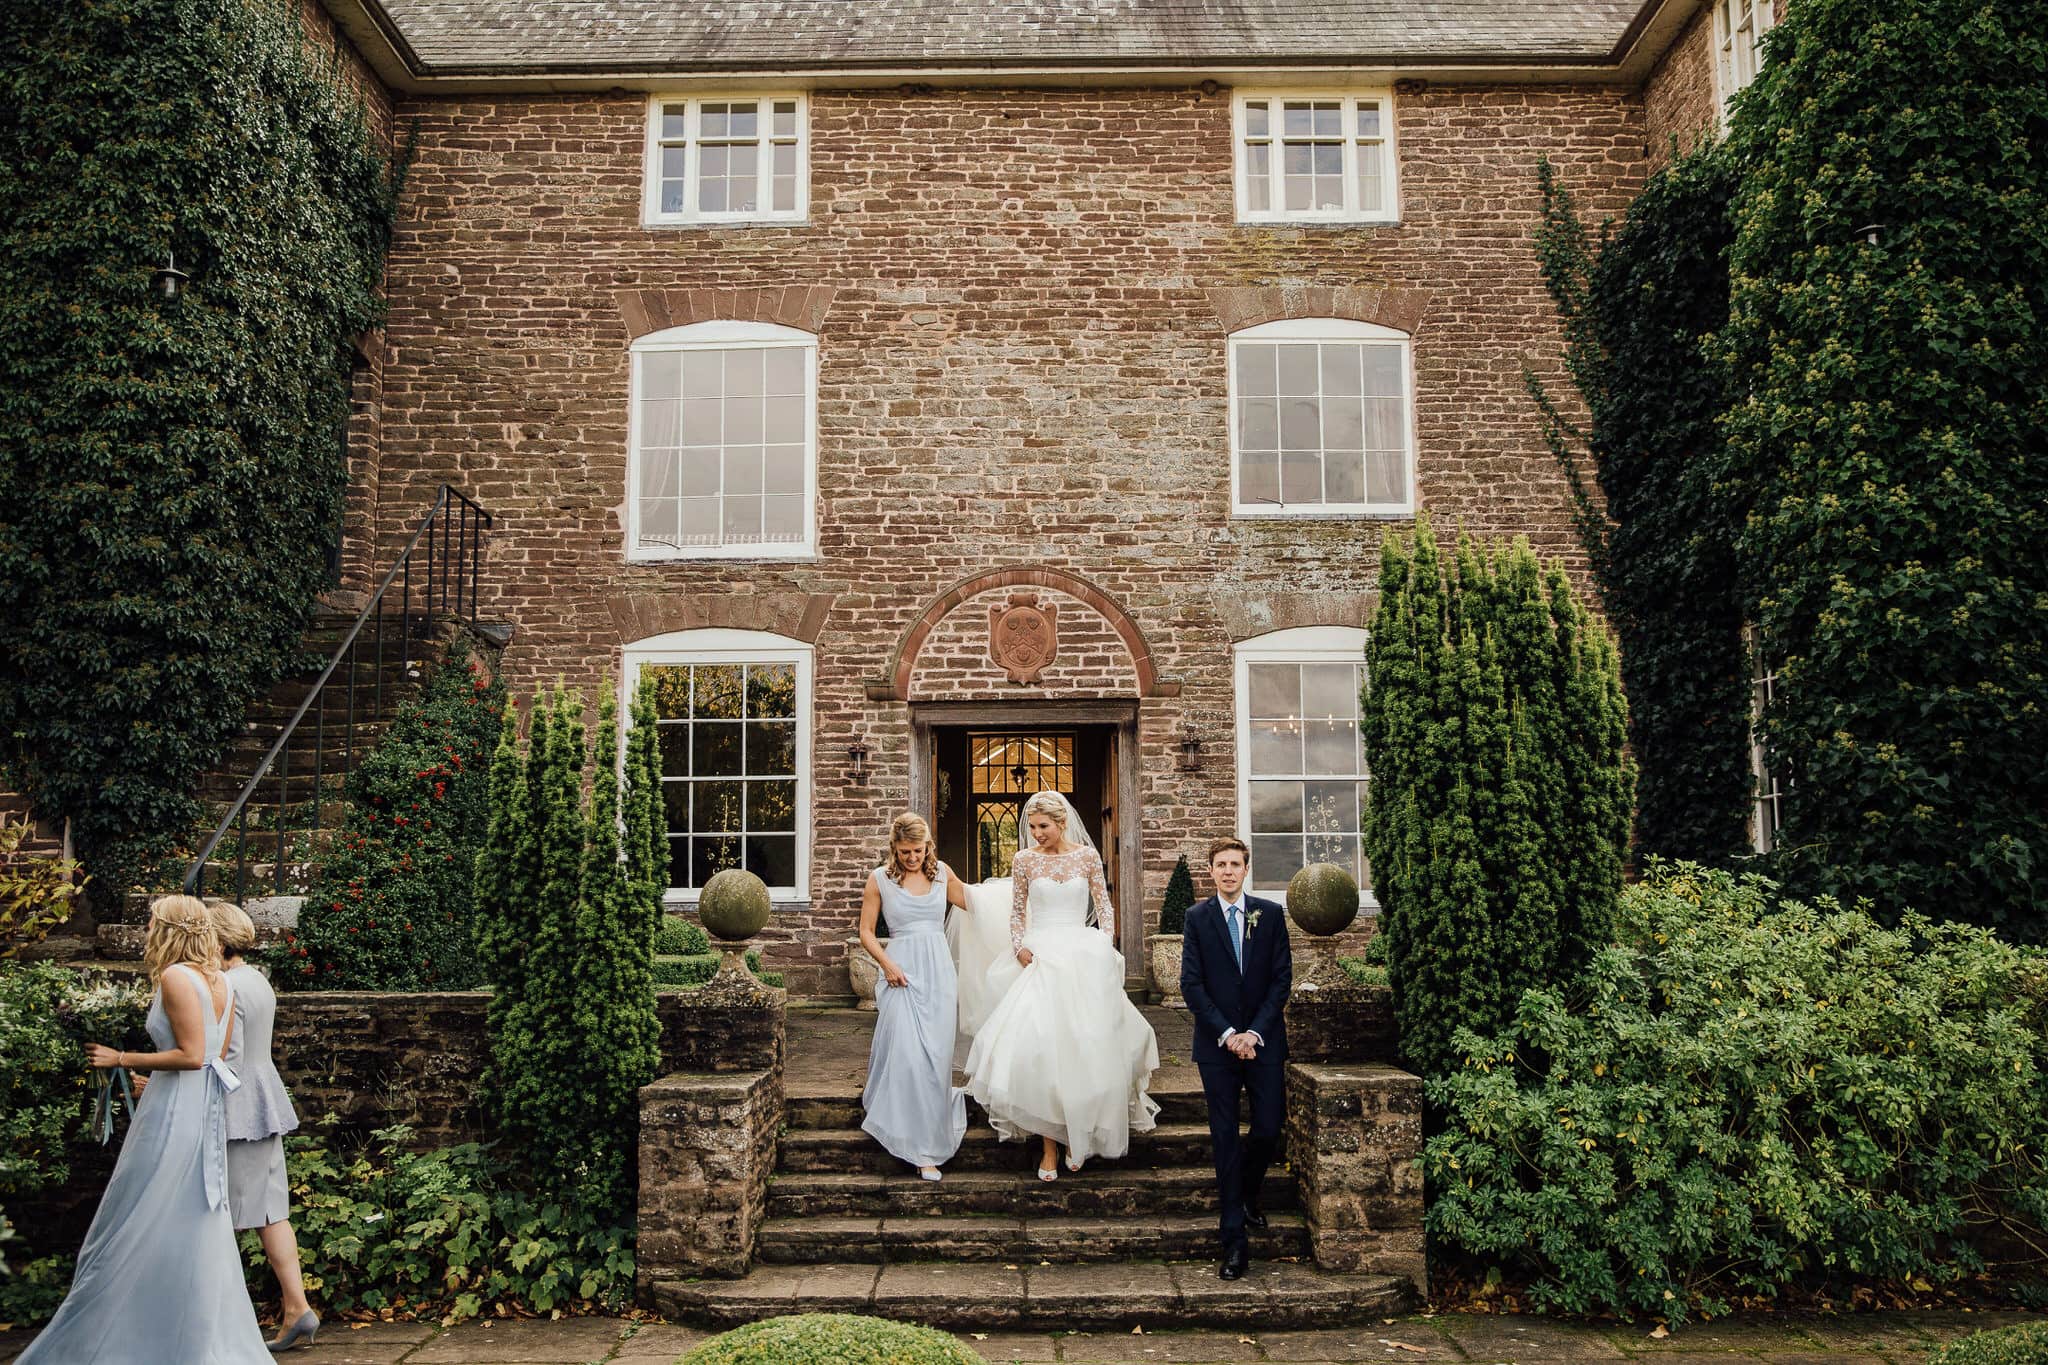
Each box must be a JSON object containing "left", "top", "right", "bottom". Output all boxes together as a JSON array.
[
  {"left": 860, "top": 865, "right": 967, "bottom": 1168},
  {"left": 21, "top": 964, "right": 270, "bottom": 1364}
]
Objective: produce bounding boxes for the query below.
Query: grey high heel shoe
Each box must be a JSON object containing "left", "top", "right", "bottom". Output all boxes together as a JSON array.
[{"left": 267, "top": 1310, "right": 320, "bottom": 1353}]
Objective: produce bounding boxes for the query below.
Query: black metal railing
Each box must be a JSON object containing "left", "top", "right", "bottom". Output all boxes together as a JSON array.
[{"left": 185, "top": 485, "right": 492, "bottom": 900}]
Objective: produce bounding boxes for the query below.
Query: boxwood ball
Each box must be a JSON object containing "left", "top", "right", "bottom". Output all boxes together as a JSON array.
[
  {"left": 698, "top": 868, "right": 772, "bottom": 942},
  {"left": 1286, "top": 862, "right": 1360, "bottom": 938}
]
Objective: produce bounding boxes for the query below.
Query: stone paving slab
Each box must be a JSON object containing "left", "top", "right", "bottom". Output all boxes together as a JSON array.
[
  {"left": 968, "top": 1331, "right": 1065, "bottom": 1361},
  {"left": 1439, "top": 1313, "right": 1628, "bottom": 1361},
  {"left": 407, "top": 1316, "right": 629, "bottom": 1362},
  {"left": 1258, "top": 1326, "right": 1464, "bottom": 1361},
  {"left": 1054, "top": 1329, "right": 1268, "bottom": 1360}
]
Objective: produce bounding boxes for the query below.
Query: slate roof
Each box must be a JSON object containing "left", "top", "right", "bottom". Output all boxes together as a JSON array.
[{"left": 372, "top": 0, "right": 1655, "bottom": 75}]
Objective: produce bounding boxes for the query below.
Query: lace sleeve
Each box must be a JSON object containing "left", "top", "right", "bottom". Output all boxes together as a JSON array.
[
  {"left": 1010, "top": 852, "right": 1031, "bottom": 953},
  {"left": 1088, "top": 852, "right": 1116, "bottom": 939}
]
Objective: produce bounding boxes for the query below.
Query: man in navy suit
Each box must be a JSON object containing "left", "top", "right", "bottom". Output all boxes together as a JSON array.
[{"left": 1179, "top": 836, "right": 1292, "bottom": 1279}]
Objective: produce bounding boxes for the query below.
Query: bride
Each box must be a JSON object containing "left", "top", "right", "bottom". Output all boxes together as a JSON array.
[{"left": 954, "top": 790, "right": 1160, "bottom": 1178}]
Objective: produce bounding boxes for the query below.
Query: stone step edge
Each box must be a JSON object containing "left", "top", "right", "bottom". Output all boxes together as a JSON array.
[{"left": 780, "top": 1121, "right": 1223, "bottom": 1148}]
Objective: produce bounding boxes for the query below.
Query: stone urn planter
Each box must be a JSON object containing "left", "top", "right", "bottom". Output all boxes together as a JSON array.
[
  {"left": 1286, "top": 861, "right": 1361, "bottom": 992},
  {"left": 846, "top": 935, "right": 890, "bottom": 1010},
  {"left": 1146, "top": 933, "right": 1185, "bottom": 1008}
]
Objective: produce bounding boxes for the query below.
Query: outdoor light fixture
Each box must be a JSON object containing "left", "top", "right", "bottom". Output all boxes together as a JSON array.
[
  {"left": 151, "top": 251, "right": 189, "bottom": 301},
  {"left": 1853, "top": 223, "right": 1884, "bottom": 246},
  {"left": 1176, "top": 721, "right": 1204, "bottom": 772},
  {"left": 847, "top": 737, "right": 871, "bottom": 786}
]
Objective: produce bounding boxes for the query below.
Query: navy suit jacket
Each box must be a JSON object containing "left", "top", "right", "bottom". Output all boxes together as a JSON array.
[{"left": 1180, "top": 893, "right": 1291, "bottom": 1067}]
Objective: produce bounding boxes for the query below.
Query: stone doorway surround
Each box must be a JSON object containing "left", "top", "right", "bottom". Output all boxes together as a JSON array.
[{"left": 908, "top": 699, "right": 1144, "bottom": 975}]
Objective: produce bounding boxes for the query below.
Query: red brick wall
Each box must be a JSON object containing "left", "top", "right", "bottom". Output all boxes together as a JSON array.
[
  {"left": 352, "top": 82, "right": 1650, "bottom": 994},
  {"left": 1643, "top": 4, "right": 1721, "bottom": 164}
]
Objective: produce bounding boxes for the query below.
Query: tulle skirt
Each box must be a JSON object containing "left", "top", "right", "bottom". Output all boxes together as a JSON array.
[{"left": 958, "top": 886, "right": 1160, "bottom": 1166}]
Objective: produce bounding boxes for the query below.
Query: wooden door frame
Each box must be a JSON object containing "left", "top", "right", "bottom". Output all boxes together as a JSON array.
[{"left": 909, "top": 699, "right": 1145, "bottom": 979}]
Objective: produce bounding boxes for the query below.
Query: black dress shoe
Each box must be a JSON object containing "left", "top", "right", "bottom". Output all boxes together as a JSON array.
[
  {"left": 1219, "top": 1242, "right": 1249, "bottom": 1280},
  {"left": 1243, "top": 1206, "right": 1268, "bottom": 1233}
]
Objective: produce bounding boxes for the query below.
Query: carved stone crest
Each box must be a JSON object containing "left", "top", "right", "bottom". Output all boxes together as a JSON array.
[{"left": 989, "top": 591, "right": 1058, "bottom": 684}]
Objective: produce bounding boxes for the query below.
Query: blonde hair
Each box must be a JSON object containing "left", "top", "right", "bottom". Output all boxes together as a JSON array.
[
  {"left": 206, "top": 899, "right": 257, "bottom": 954},
  {"left": 143, "top": 895, "right": 223, "bottom": 986},
  {"left": 1023, "top": 790, "right": 1071, "bottom": 829},
  {"left": 884, "top": 812, "right": 937, "bottom": 884}
]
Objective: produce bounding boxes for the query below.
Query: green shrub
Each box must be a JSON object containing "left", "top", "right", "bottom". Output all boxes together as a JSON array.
[
  {"left": 1718, "top": 0, "right": 2048, "bottom": 939},
  {"left": 1928, "top": 1322, "right": 2048, "bottom": 1365},
  {"left": 1525, "top": 148, "right": 1753, "bottom": 865},
  {"left": 655, "top": 915, "right": 712, "bottom": 957},
  {"left": 251, "top": 1125, "right": 632, "bottom": 1322},
  {"left": 286, "top": 643, "right": 505, "bottom": 990},
  {"left": 681, "top": 1313, "right": 981, "bottom": 1365},
  {"left": 1338, "top": 957, "right": 1389, "bottom": 988},
  {"left": 1426, "top": 864, "right": 2048, "bottom": 1322},
  {"left": 1157, "top": 854, "right": 1196, "bottom": 936},
  {"left": 472, "top": 682, "right": 664, "bottom": 1219},
  {"left": 1363, "top": 518, "right": 1633, "bottom": 1077},
  {"left": 652, "top": 949, "right": 781, "bottom": 990},
  {"left": 0, "top": 963, "right": 149, "bottom": 1323},
  {"left": 0, "top": 0, "right": 397, "bottom": 896}
]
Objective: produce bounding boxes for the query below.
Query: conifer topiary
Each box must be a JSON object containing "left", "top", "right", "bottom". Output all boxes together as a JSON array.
[
  {"left": 1364, "top": 517, "right": 1633, "bottom": 1077},
  {"left": 1157, "top": 854, "right": 1196, "bottom": 935}
]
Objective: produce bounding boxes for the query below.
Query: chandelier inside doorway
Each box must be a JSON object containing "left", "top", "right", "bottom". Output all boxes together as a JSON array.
[{"left": 968, "top": 731, "right": 1075, "bottom": 880}]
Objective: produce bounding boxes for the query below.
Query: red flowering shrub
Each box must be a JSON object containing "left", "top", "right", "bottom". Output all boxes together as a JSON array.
[{"left": 284, "top": 641, "right": 505, "bottom": 989}]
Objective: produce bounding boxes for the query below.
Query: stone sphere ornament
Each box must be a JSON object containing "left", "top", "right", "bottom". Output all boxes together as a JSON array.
[
  {"left": 698, "top": 868, "right": 772, "bottom": 943},
  {"left": 1286, "top": 862, "right": 1361, "bottom": 939}
]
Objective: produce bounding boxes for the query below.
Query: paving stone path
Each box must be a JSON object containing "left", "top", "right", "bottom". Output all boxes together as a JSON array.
[{"left": 3, "top": 1309, "right": 2038, "bottom": 1363}]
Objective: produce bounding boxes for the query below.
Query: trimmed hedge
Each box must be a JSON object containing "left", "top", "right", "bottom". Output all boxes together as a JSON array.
[
  {"left": 1425, "top": 864, "right": 2048, "bottom": 1322},
  {"left": 681, "top": 1313, "right": 981, "bottom": 1365},
  {"left": 652, "top": 948, "right": 783, "bottom": 990},
  {"left": 1928, "top": 1323, "right": 2048, "bottom": 1365},
  {"left": 1157, "top": 854, "right": 1196, "bottom": 936},
  {"left": 655, "top": 915, "right": 712, "bottom": 957}
]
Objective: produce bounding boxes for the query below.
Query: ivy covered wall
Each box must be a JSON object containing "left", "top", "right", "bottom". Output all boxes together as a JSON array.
[{"left": 0, "top": 0, "right": 398, "bottom": 892}]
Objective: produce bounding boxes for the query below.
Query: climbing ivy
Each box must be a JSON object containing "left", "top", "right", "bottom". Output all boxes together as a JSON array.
[
  {"left": 1525, "top": 149, "right": 1753, "bottom": 865},
  {"left": 1718, "top": 0, "right": 2048, "bottom": 937},
  {"left": 0, "top": 0, "right": 397, "bottom": 895}
]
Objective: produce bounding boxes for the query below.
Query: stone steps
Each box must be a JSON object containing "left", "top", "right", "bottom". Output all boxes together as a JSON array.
[
  {"left": 650, "top": 1260, "right": 1408, "bottom": 1331},
  {"left": 778, "top": 1122, "right": 1230, "bottom": 1175},
  {"left": 765, "top": 1167, "right": 1300, "bottom": 1220},
  {"left": 785, "top": 1088, "right": 1215, "bottom": 1131},
  {"left": 755, "top": 1213, "right": 1311, "bottom": 1265}
]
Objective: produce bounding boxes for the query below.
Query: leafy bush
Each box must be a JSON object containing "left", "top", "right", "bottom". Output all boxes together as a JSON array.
[
  {"left": 252, "top": 1125, "right": 632, "bottom": 1322},
  {"left": 652, "top": 949, "right": 781, "bottom": 990},
  {"left": 1525, "top": 148, "right": 1753, "bottom": 865},
  {"left": 1426, "top": 865, "right": 2048, "bottom": 1322},
  {"left": 473, "top": 683, "right": 664, "bottom": 1218},
  {"left": 1157, "top": 854, "right": 1196, "bottom": 936},
  {"left": 0, "top": 0, "right": 397, "bottom": 896},
  {"left": 1928, "top": 1322, "right": 2048, "bottom": 1365},
  {"left": 681, "top": 1313, "right": 981, "bottom": 1365},
  {"left": 655, "top": 915, "right": 712, "bottom": 957},
  {"left": 1719, "top": 0, "right": 2048, "bottom": 938},
  {"left": 0, "top": 963, "right": 148, "bottom": 1323},
  {"left": 286, "top": 643, "right": 506, "bottom": 990},
  {"left": 1364, "top": 518, "right": 1634, "bottom": 1077},
  {"left": 0, "top": 816, "right": 84, "bottom": 958},
  {"left": 1339, "top": 957, "right": 1389, "bottom": 988}
]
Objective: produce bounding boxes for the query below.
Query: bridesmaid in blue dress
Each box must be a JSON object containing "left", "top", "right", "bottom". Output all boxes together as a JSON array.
[
  {"left": 859, "top": 812, "right": 969, "bottom": 1179},
  {"left": 23, "top": 894, "right": 270, "bottom": 1364}
]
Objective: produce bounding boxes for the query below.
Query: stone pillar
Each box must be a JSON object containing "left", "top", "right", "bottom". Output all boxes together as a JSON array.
[
  {"left": 1285, "top": 980, "right": 1399, "bottom": 1066},
  {"left": 636, "top": 1067, "right": 781, "bottom": 1290},
  {"left": 1285, "top": 1062, "right": 1427, "bottom": 1294}
]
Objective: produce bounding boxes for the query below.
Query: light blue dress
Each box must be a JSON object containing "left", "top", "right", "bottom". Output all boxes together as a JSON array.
[
  {"left": 21, "top": 964, "right": 270, "bottom": 1364},
  {"left": 861, "top": 865, "right": 967, "bottom": 1168}
]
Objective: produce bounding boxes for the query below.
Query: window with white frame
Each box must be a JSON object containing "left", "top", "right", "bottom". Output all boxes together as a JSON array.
[
  {"left": 1714, "top": 0, "right": 1778, "bottom": 119},
  {"left": 625, "top": 630, "right": 812, "bottom": 902},
  {"left": 1235, "top": 627, "right": 1373, "bottom": 903},
  {"left": 643, "top": 95, "right": 807, "bottom": 226},
  {"left": 1229, "top": 319, "right": 1415, "bottom": 517},
  {"left": 628, "top": 321, "right": 816, "bottom": 560},
  {"left": 1234, "top": 92, "right": 1397, "bottom": 224},
  {"left": 1747, "top": 628, "right": 1788, "bottom": 854}
]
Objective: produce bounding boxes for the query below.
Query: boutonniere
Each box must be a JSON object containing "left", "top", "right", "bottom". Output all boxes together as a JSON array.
[{"left": 1245, "top": 909, "right": 1262, "bottom": 933}]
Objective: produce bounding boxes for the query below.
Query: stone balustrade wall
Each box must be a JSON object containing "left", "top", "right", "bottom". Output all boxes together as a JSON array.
[{"left": 1284, "top": 1062, "right": 1427, "bottom": 1293}]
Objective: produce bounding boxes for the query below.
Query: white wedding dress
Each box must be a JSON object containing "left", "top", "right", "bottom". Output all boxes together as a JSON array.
[{"left": 956, "top": 845, "right": 1160, "bottom": 1166}]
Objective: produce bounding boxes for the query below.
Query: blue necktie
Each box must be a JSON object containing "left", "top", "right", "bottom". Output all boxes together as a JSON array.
[{"left": 1227, "top": 905, "right": 1243, "bottom": 969}]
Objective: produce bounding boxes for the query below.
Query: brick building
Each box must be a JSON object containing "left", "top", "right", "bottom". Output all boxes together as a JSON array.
[{"left": 309, "top": 0, "right": 1770, "bottom": 995}]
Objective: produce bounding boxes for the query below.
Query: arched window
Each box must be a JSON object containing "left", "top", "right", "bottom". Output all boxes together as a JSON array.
[
  {"left": 624, "top": 628, "right": 813, "bottom": 901},
  {"left": 628, "top": 321, "right": 817, "bottom": 562},
  {"left": 1233, "top": 626, "right": 1373, "bottom": 905},
  {"left": 1227, "top": 318, "right": 1415, "bottom": 518}
]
